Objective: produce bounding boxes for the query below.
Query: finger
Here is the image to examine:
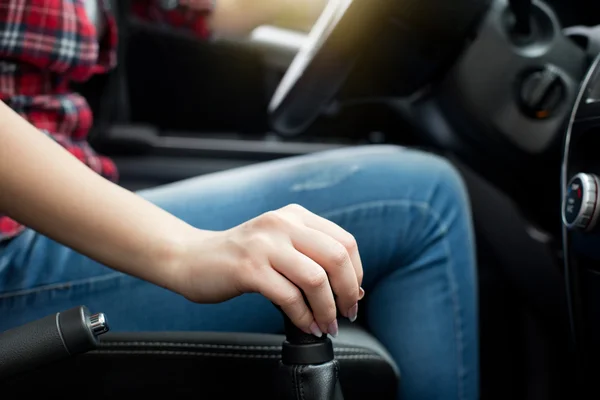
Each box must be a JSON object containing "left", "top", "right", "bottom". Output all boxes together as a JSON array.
[
  {"left": 290, "top": 225, "right": 359, "bottom": 319},
  {"left": 285, "top": 204, "right": 364, "bottom": 287},
  {"left": 270, "top": 245, "right": 338, "bottom": 335},
  {"left": 254, "top": 266, "right": 318, "bottom": 336}
]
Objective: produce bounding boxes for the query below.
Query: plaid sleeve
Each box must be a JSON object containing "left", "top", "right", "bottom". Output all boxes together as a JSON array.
[
  {"left": 41, "top": 130, "right": 119, "bottom": 183},
  {"left": 131, "top": 0, "right": 214, "bottom": 39},
  {"left": 0, "top": 0, "right": 108, "bottom": 82}
]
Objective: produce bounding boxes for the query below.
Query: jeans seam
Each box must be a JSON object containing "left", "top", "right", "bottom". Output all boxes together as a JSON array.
[
  {"left": 320, "top": 199, "right": 466, "bottom": 400},
  {"left": 0, "top": 272, "right": 124, "bottom": 299},
  {"left": 436, "top": 212, "right": 466, "bottom": 400}
]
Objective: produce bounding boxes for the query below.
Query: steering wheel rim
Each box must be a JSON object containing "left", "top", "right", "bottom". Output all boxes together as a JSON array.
[
  {"left": 268, "top": 0, "right": 387, "bottom": 136},
  {"left": 268, "top": 0, "right": 494, "bottom": 137}
]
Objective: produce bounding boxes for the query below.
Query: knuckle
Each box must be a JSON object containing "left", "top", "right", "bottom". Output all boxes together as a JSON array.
[
  {"left": 320, "top": 302, "right": 337, "bottom": 321},
  {"left": 304, "top": 269, "right": 329, "bottom": 290},
  {"left": 328, "top": 243, "right": 350, "bottom": 268},
  {"left": 257, "top": 211, "right": 285, "bottom": 228},
  {"left": 246, "top": 232, "right": 274, "bottom": 250},
  {"left": 340, "top": 233, "right": 358, "bottom": 252},
  {"left": 295, "top": 306, "right": 313, "bottom": 324},
  {"left": 279, "top": 290, "right": 303, "bottom": 309},
  {"left": 257, "top": 211, "right": 296, "bottom": 232},
  {"left": 283, "top": 203, "right": 306, "bottom": 213}
]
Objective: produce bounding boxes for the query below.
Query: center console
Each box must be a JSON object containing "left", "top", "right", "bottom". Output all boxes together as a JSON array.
[{"left": 562, "top": 53, "right": 600, "bottom": 390}]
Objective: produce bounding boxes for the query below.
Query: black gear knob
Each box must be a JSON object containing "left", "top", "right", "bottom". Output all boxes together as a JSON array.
[
  {"left": 275, "top": 301, "right": 343, "bottom": 400},
  {"left": 273, "top": 300, "right": 334, "bottom": 364},
  {"left": 279, "top": 308, "right": 334, "bottom": 365}
]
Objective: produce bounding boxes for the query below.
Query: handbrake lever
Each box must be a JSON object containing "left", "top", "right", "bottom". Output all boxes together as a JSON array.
[{"left": 0, "top": 306, "right": 109, "bottom": 380}]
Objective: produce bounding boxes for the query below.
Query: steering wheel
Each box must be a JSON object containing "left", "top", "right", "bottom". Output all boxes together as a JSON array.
[{"left": 268, "top": 0, "right": 494, "bottom": 136}]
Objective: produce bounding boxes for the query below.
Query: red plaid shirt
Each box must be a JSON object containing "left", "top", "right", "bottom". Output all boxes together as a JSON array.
[{"left": 0, "top": 0, "right": 213, "bottom": 241}]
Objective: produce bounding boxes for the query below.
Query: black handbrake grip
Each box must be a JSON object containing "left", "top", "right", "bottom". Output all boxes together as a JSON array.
[{"left": 0, "top": 305, "right": 109, "bottom": 380}]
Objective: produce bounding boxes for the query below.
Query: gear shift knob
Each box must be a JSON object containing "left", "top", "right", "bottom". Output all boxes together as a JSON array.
[
  {"left": 274, "top": 300, "right": 344, "bottom": 400},
  {"left": 282, "top": 311, "right": 323, "bottom": 343},
  {"left": 280, "top": 309, "right": 334, "bottom": 365}
]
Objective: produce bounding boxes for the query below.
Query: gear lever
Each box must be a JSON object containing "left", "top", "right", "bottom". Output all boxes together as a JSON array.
[{"left": 275, "top": 302, "right": 344, "bottom": 400}]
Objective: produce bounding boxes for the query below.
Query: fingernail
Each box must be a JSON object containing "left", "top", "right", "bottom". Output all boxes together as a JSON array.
[
  {"left": 348, "top": 303, "right": 358, "bottom": 322},
  {"left": 358, "top": 287, "right": 365, "bottom": 300},
  {"left": 309, "top": 321, "right": 323, "bottom": 337},
  {"left": 328, "top": 320, "right": 339, "bottom": 338}
]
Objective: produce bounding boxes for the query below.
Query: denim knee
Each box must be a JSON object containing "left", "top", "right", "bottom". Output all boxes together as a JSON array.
[{"left": 414, "top": 151, "right": 470, "bottom": 213}]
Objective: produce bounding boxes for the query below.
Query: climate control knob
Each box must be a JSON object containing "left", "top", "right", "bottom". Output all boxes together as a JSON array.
[{"left": 563, "top": 173, "right": 600, "bottom": 231}]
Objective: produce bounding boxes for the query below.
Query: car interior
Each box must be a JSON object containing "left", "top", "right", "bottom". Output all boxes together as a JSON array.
[{"left": 2, "top": 0, "right": 600, "bottom": 398}]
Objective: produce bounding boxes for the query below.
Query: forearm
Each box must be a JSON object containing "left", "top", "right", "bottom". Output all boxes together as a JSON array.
[
  {"left": 209, "top": 0, "right": 284, "bottom": 36},
  {"left": 132, "top": 0, "right": 325, "bottom": 39},
  {"left": 0, "top": 101, "right": 192, "bottom": 291},
  {"left": 210, "top": 0, "right": 326, "bottom": 35}
]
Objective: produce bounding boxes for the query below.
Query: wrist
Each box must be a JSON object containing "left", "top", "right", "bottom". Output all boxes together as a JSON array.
[
  {"left": 158, "top": 226, "right": 215, "bottom": 296},
  {"left": 150, "top": 223, "right": 198, "bottom": 294}
]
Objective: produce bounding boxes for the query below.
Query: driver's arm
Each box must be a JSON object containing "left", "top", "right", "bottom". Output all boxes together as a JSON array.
[{"left": 130, "top": 0, "right": 327, "bottom": 39}]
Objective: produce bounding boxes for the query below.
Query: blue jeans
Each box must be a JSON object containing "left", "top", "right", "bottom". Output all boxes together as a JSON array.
[{"left": 0, "top": 145, "right": 478, "bottom": 400}]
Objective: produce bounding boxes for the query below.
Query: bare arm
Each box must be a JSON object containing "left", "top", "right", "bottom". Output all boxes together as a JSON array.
[
  {"left": 0, "top": 98, "right": 361, "bottom": 333},
  {"left": 0, "top": 101, "right": 191, "bottom": 292},
  {"left": 130, "top": 0, "right": 327, "bottom": 39},
  {"left": 210, "top": 0, "right": 327, "bottom": 35}
]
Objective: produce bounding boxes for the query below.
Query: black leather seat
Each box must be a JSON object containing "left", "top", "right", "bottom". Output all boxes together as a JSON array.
[{"left": 0, "top": 317, "right": 398, "bottom": 399}]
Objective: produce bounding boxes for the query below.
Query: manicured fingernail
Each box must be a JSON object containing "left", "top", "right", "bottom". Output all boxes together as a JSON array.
[
  {"left": 309, "top": 321, "right": 323, "bottom": 337},
  {"left": 328, "top": 320, "right": 339, "bottom": 338},
  {"left": 348, "top": 303, "right": 358, "bottom": 322},
  {"left": 358, "top": 287, "right": 365, "bottom": 300}
]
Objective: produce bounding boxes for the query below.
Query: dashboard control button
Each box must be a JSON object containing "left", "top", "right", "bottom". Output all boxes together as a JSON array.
[
  {"left": 563, "top": 173, "right": 600, "bottom": 231},
  {"left": 519, "top": 66, "right": 567, "bottom": 119}
]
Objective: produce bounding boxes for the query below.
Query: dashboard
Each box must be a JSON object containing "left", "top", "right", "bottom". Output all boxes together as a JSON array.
[
  {"left": 561, "top": 53, "right": 600, "bottom": 391},
  {"left": 545, "top": 0, "right": 600, "bottom": 26}
]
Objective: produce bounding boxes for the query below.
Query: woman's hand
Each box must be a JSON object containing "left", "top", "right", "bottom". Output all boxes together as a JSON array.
[
  {"left": 0, "top": 100, "right": 358, "bottom": 336},
  {"left": 176, "top": 204, "right": 364, "bottom": 337}
]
